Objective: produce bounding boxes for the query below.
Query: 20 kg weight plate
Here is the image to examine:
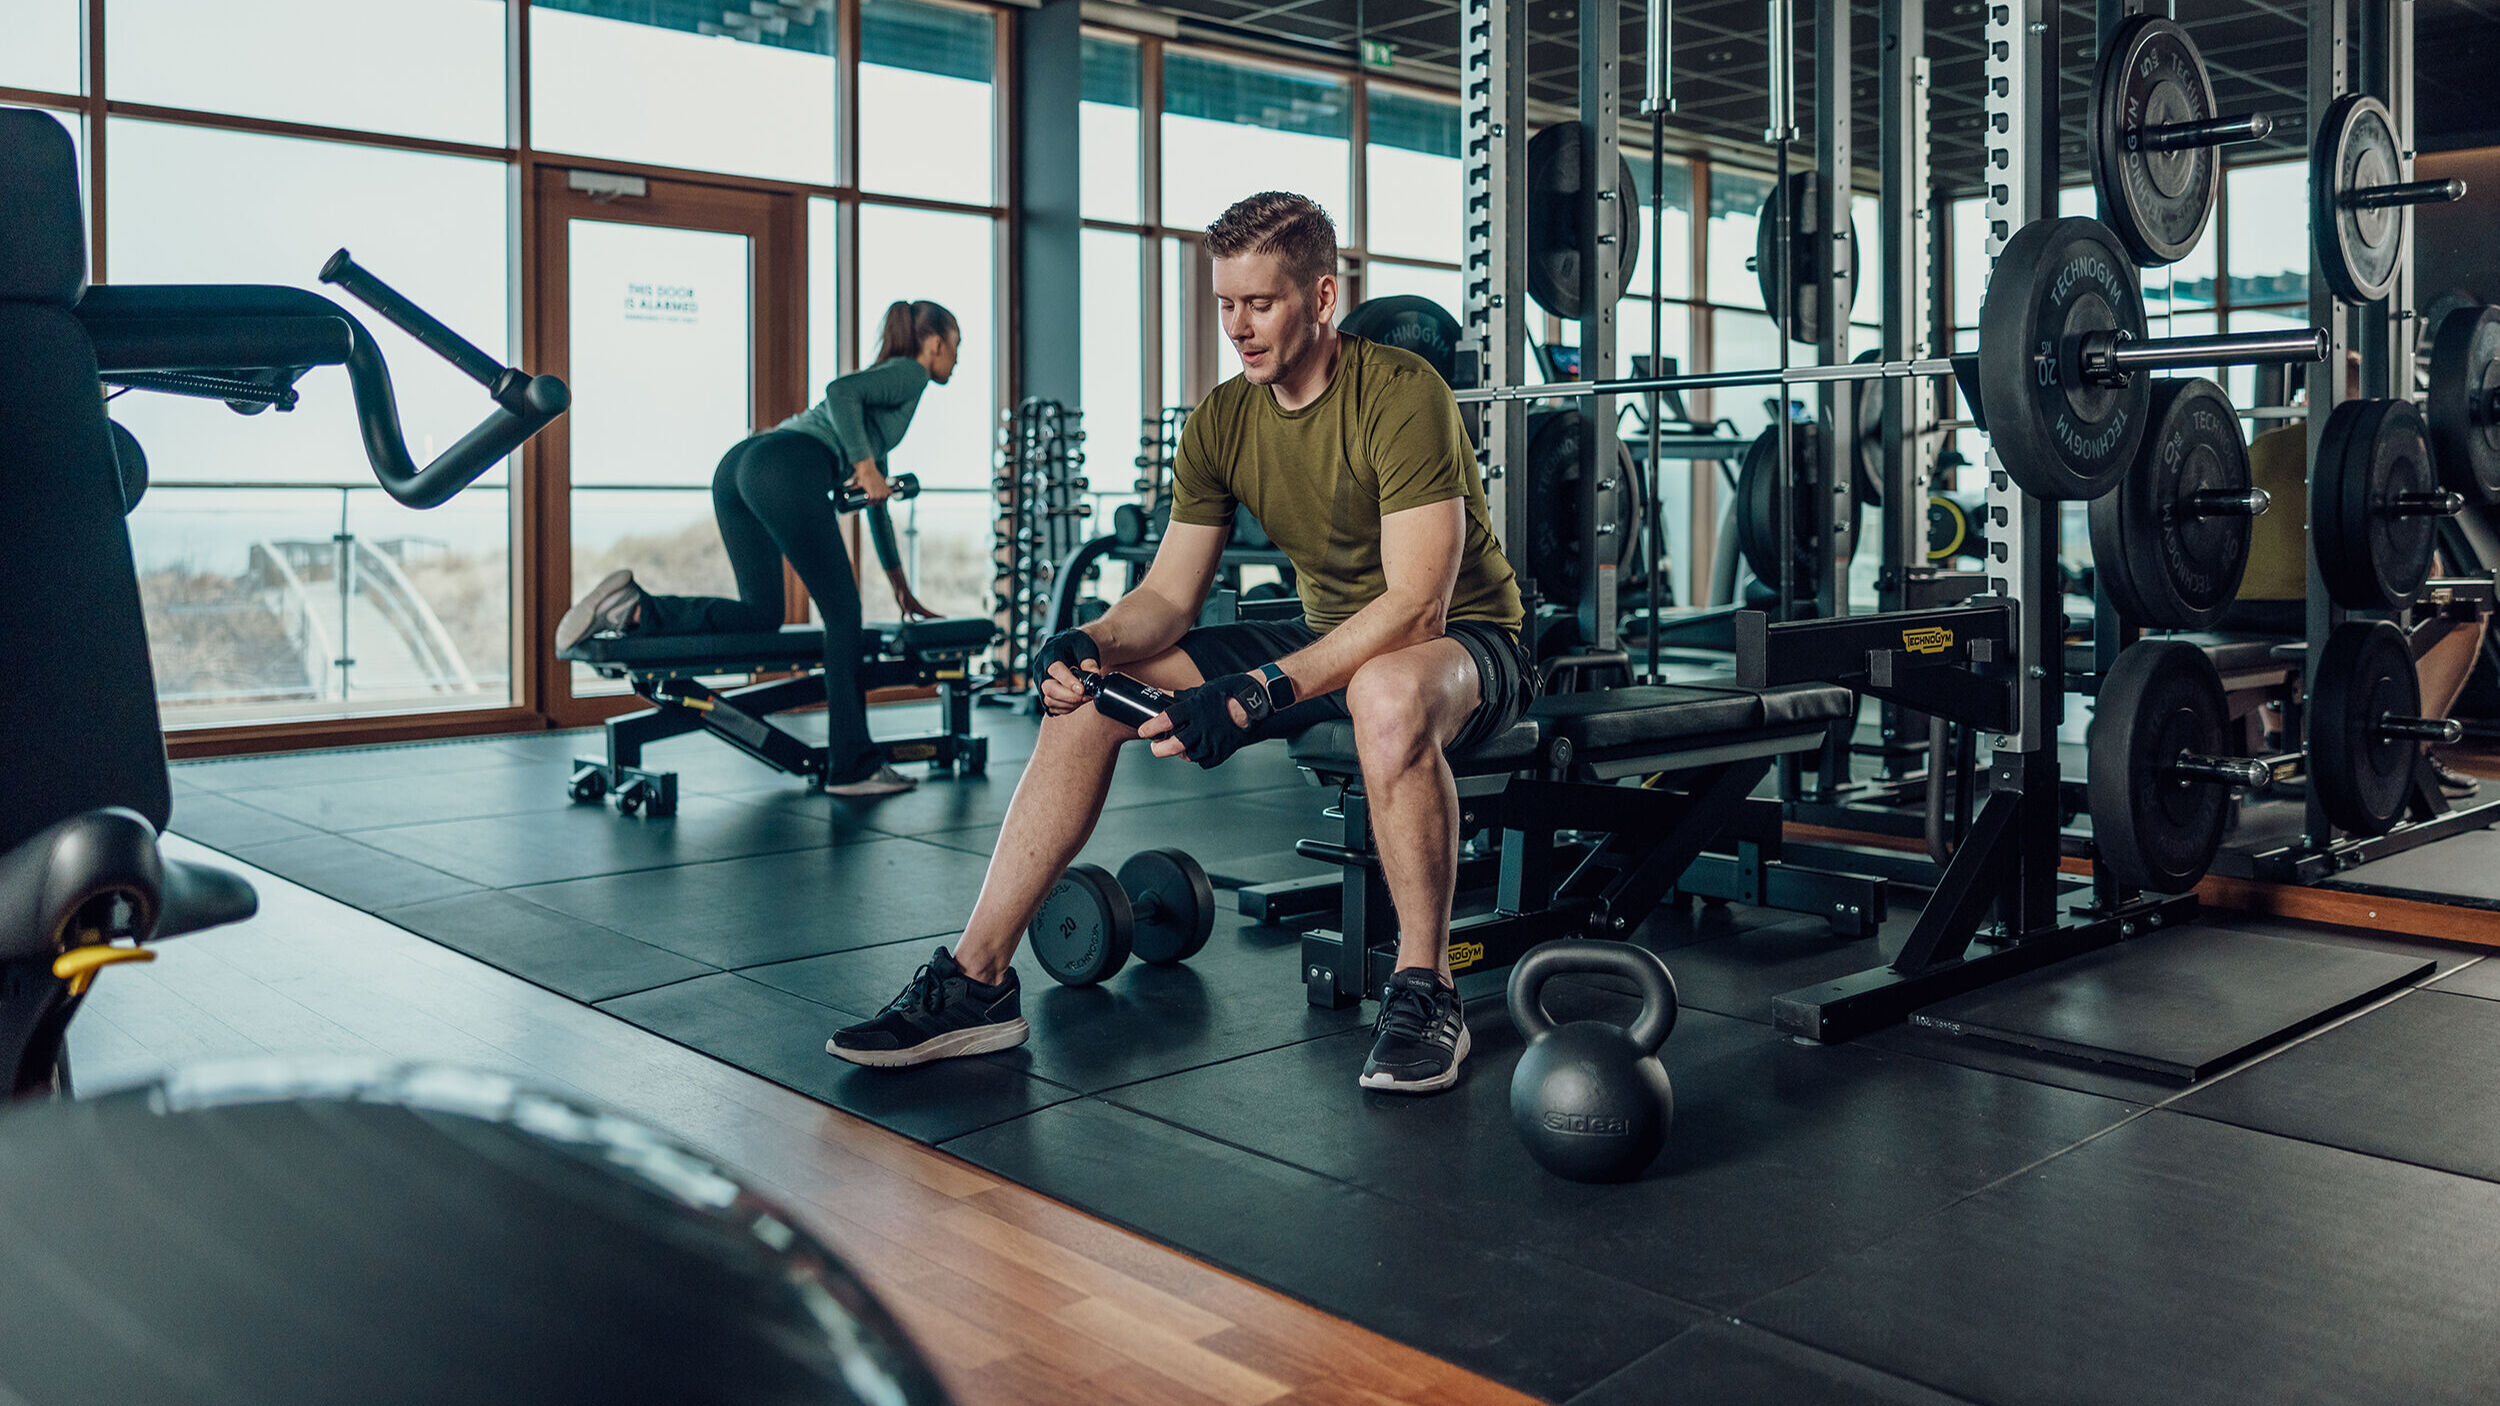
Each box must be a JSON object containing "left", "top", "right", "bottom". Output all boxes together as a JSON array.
[
  {"left": 2314, "top": 398, "right": 2443, "bottom": 610},
  {"left": 1734, "top": 423, "right": 1849, "bottom": 594},
  {"left": 1524, "top": 407, "right": 1641, "bottom": 604},
  {"left": 1976, "top": 217, "right": 2150, "bottom": 501},
  {"left": 2088, "top": 15, "right": 2222, "bottom": 267},
  {"left": 1119, "top": 848, "right": 1214, "bottom": 966},
  {"left": 2089, "top": 639, "right": 2232, "bottom": 893},
  {"left": 2088, "top": 378, "right": 2256, "bottom": 629},
  {"left": 1341, "top": 295, "right": 1463, "bottom": 387},
  {"left": 2311, "top": 620, "right": 2422, "bottom": 837},
  {"left": 1524, "top": 122, "right": 1641, "bottom": 321},
  {"left": 2314, "top": 95, "right": 2408, "bottom": 304},
  {"left": 1028, "top": 862, "right": 1132, "bottom": 987},
  {"left": 2427, "top": 304, "right": 2500, "bottom": 503},
  {"left": 1848, "top": 348, "right": 1886, "bottom": 507},
  {"left": 1754, "top": 172, "right": 1861, "bottom": 345}
]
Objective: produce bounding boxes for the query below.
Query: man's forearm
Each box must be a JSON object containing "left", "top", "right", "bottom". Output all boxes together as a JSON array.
[
  {"left": 1273, "top": 590, "right": 1447, "bottom": 699},
  {"left": 1080, "top": 582, "right": 1199, "bottom": 667}
]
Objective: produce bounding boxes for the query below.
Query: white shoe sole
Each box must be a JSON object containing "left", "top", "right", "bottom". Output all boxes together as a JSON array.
[
  {"left": 821, "top": 776, "right": 918, "bottom": 797},
  {"left": 1358, "top": 1023, "right": 1471, "bottom": 1094},
  {"left": 826, "top": 1017, "right": 1029, "bottom": 1068},
  {"left": 555, "top": 569, "right": 636, "bottom": 653}
]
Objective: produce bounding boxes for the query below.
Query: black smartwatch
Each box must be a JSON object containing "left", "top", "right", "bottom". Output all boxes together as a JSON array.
[{"left": 1252, "top": 662, "right": 1297, "bottom": 712}]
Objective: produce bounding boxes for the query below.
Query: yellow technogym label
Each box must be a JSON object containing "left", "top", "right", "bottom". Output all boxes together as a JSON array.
[
  {"left": 1902, "top": 627, "right": 1955, "bottom": 655},
  {"left": 1449, "top": 941, "right": 1486, "bottom": 971}
]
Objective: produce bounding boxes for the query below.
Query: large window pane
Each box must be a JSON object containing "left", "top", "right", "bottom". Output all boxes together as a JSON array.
[
  {"left": 2227, "top": 160, "right": 2308, "bottom": 306},
  {"left": 0, "top": 0, "right": 82, "bottom": 94},
  {"left": 858, "top": 204, "right": 997, "bottom": 491},
  {"left": 860, "top": 489, "right": 993, "bottom": 622},
  {"left": 859, "top": 0, "right": 995, "bottom": 206},
  {"left": 1707, "top": 168, "right": 1773, "bottom": 307},
  {"left": 1360, "top": 259, "right": 1461, "bottom": 319},
  {"left": 2145, "top": 218, "right": 2218, "bottom": 320},
  {"left": 1949, "top": 195, "right": 1989, "bottom": 331},
  {"left": 1162, "top": 236, "right": 1188, "bottom": 409},
  {"left": 1083, "top": 35, "right": 1141, "bottom": 224},
  {"left": 806, "top": 196, "right": 844, "bottom": 400},
  {"left": 1162, "top": 52, "right": 1350, "bottom": 233},
  {"left": 1627, "top": 155, "right": 1694, "bottom": 302},
  {"left": 1366, "top": 88, "right": 1459, "bottom": 262},
  {"left": 1082, "top": 230, "right": 1147, "bottom": 475},
  {"left": 108, "top": 122, "right": 513, "bottom": 720},
  {"left": 532, "top": 0, "right": 835, "bottom": 184},
  {"left": 110, "top": 0, "right": 504, "bottom": 145}
]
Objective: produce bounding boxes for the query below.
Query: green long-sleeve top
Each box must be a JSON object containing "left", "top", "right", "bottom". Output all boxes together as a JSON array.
[{"left": 773, "top": 356, "right": 932, "bottom": 572}]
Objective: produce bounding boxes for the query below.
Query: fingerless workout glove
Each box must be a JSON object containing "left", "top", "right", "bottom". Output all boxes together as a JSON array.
[
  {"left": 1033, "top": 628, "right": 1100, "bottom": 686},
  {"left": 1165, "top": 672, "right": 1272, "bottom": 769}
]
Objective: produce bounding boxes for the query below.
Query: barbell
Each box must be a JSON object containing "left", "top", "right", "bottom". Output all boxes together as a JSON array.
[{"left": 1458, "top": 216, "right": 2325, "bottom": 502}]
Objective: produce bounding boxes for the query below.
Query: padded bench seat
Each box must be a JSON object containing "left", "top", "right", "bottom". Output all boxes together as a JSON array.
[
  {"left": 561, "top": 618, "right": 996, "bottom": 675},
  {"left": 1287, "top": 681, "right": 1855, "bottom": 776}
]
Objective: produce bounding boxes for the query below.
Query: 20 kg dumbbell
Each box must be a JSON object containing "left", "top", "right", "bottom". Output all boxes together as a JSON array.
[{"left": 1027, "top": 848, "right": 1215, "bottom": 987}]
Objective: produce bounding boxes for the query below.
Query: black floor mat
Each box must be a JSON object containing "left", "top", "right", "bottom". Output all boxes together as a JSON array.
[
  {"left": 2318, "top": 818, "right": 2500, "bottom": 909},
  {"left": 1745, "top": 1111, "right": 2500, "bottom": 1406},
  {"left": 2430, "top": 957, "right": 2500, "bottom": 1001},
  {"left": 2172, "top": 989, "right": 2500, "bottom": 1182},
  {"left": 1911, "top": 927, "right": 2433, "bottom": 1080},
  {"left": 941, "top": 1096, "right": 1703, "bottom": 1403},
  {"left": 379, "top": 889, "right": 712, "bottom": 1003},
  {"left": 1568, "top": 1321, "right": 1971, "bottom": 1406}
]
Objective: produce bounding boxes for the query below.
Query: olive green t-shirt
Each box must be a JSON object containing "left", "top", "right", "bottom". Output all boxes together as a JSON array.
[{"left": 1169, "top": 336, "right": 1523, "bottom": 638}]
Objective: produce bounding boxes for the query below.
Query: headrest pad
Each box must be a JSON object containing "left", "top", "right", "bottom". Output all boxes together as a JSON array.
[{"left": 0, "top": 109, "right": 88, "bottom": 305}]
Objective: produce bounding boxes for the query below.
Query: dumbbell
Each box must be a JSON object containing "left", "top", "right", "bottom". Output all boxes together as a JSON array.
[
  {"left": 1027, "top": 849, "right": 1216, "bottom": 987},
  {"left": 829, "top": 472, "right": 922, "bottom": 512}
]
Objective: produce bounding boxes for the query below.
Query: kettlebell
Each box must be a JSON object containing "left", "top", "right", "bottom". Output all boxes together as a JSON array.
[{"left": 1506, "top": 941, "right": 1679, "bottom": 1183}]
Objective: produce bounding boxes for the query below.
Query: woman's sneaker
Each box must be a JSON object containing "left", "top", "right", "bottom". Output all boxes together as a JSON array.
[
  {"left": 555, "top": 569, "right": 646, "bottom": 652},
  {"left": 826, "top": 947, "right": 1027, "bottom": 1068},
  {"left": 822, "top": 763, "right": 917, "bottom": 797},
  {"left": 1359, "top": 967, "right": 1470, "bottom": 1094}
]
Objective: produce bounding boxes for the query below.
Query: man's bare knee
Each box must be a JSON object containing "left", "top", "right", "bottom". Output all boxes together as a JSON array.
[{"left": 1348, "top": 662, "right": 1439, "bottom": 770}]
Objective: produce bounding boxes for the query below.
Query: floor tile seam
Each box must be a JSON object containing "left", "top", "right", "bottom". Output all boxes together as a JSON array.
[
  {"left": 1059, "top": 1028, "right": 1377, "bottom": 1101},
  {"left": 171, "top": 758, "right": 555, "bottom": 795},
  {"left": 2157, "top": 1102, "right": 2500, "bottom": 1189},
  {"left": 1637, "top": 1316, "right": 1998, "bottom": 1406},
  {"left": 371, "top": 892, "right": 731, "bottom": 999},
  {"left": 2133, "top": 977, "right": 2455, "bottom": 1113},
  {"left": 442, "top": 833, "right": 847, "bottom": 890},
  {"left": 226, "top": 829, "right": 489, "bottom": 893}
]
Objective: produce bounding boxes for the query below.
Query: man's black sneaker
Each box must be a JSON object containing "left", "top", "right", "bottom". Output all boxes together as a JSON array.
[
  {"left": 2430, "top": 753, "right": 2481, "bottom": 798},
  {"left": 1359, "top": 967, "right": 1469, "bottom": 1094},
  {"left": 826, "top": 947, "right": 1029, "bottom": 1068}
]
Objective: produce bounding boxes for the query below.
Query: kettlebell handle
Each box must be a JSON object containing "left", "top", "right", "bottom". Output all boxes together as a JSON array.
[{"left": 1506, "top": 941, "right": 1680, "bottom": 1055}]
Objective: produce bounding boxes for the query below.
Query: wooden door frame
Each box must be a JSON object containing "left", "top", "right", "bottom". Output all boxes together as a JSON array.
[{"left": 525, "top": 167, "right": 808, "bottom": 729}]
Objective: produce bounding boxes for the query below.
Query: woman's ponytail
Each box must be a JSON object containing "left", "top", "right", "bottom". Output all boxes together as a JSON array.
[{"left": 874, "top": 299, "right": 960, "bottom": 363}]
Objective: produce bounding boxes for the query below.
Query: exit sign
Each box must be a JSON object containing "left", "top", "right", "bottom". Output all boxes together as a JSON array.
[{"left": 1360, "top": 38, "right": 1395, "bottom": 69}]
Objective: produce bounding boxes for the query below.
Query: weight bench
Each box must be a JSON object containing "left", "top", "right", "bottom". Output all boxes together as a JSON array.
[
  {"left": 1281, "top": 677, "right": 1876, "bottom": 1008},
  {"left": 559, "top": 618, "right": 998, "bottom": 816}
]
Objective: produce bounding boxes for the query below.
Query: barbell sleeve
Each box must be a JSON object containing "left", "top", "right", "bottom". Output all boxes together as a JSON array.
[
  {"left": 2188, "top": 487, "right": 2271, "bottom": 517},
  {"left": 2135, "top": 111, "right": 2274, "bottom": 153},
  {"left": 2099, "top": 328, "right": 2330, "bottom": 375},
  {"left": 2342, "top": 177, "right": 2467, "bottom": 211},
  {"left": 2165, "top": 754, "right": 2273, "bottom": 791},
  {"left": 2379, "top": 715, "right": 2466, "bottom": 744},
  {"left": 2390, "top": 490, "right": 2468, "bottom": 518},
  {"left": 1643, "top": 0, "right": 1672, "bottom": 115}
]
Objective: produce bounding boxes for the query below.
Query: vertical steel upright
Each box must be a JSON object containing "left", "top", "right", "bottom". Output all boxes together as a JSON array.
[
  {"left": 2303, "top": 0, "right": 2350, "bottom": 851},
  {"left": 2358, "top": 0, "right": 2413, "bottom": 398},
  {"left": 1977, "top": 0, "right": 2060, "bottom": 935},
  {"left": 1460, "top": 0, "right": 1530, "bottom": 644},
  {"left": 1875, "top": 0, "right": 1936, "bottom": 781},
  {"left": 1577, "top": 0, "right": 1625, "bottom": 651},
  {"left": 1810, "top": 0, "right": 1854, "bottom": 789}
]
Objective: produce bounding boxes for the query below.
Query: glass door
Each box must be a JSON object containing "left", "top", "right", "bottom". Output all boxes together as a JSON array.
[{"left": 529, "top": 171, "right": 801, "bottom": 724}]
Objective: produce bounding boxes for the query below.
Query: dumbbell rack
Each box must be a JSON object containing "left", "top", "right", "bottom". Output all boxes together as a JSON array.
[{"left": 989, "top": 397, "right": 1090, "bottom": 694}]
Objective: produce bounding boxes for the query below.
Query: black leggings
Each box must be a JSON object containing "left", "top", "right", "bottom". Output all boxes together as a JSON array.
[{"left": 633, "top": 430, "right": 881, "bottom": 782}]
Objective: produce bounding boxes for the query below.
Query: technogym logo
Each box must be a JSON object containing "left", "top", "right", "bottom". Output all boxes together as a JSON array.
[
  {"left": 1903, "top": 627, "right": 1955, "bottom": 654},
  {"left": 1449, "top": 942, "right": 1486, "bottom": 970}
]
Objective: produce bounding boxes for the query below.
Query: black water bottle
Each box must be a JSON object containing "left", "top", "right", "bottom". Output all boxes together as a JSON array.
[{"left": 1081, "top": 670, "right": 1172, "bottom": 727}]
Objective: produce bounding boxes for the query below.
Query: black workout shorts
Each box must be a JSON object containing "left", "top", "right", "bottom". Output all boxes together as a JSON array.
[{"left": 1175, "top": 617, "right": 1537, "bottom": 758}]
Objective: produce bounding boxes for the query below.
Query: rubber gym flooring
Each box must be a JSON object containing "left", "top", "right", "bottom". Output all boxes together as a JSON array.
[{"left": 163, "top": 706, "right": 2500, "bottom": 1404}]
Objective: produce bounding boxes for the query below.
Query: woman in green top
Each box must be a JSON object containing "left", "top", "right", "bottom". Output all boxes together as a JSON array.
[{"left": 556, "top": 299, "right": 960, "bottom": 796}]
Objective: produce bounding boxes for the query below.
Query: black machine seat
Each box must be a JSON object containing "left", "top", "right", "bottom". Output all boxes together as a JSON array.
[
  {"left": 1286, "top": 681, "right": 1854, "bottom": 777},
  {"left": 561, "top": 618, "right": 998, "bottom": 676}
]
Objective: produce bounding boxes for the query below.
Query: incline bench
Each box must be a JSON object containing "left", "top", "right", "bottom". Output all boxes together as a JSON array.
[
  {"left": 559, "top": 617, "right": 998, "bottom": 816},
  {"left": 1283, "top": 672, "right": 1879, "bottom": 1008}
]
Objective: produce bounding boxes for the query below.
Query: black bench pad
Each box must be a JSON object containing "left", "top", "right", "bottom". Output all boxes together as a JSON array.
[
  {"left": 1286, "top": 682, "right": 1852, "bottom": 775},
  {"left": 560, "top": 618, "right": 995, "bottom": 671}
]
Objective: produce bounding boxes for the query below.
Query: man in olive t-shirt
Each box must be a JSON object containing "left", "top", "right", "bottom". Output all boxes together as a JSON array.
[{"left": 826, "top": 192, "right": 1530, "bottom": 1095}]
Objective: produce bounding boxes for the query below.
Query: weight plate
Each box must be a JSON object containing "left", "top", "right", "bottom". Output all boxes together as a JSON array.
[
  {"left": 1734, "top": 423, "right": 1848, "bottom": 594},
  {"left": 2314, "top": 398, "right": 2440, "bottom": 610},
  {"left": 1925, "top": 494, "right": 1974, "bottom": 563},
  {"left": 1028, "top": 863, "right": 1132, "bottom": 987},
  {"left": 2311, "top": 620, "right": 2422, "bottom": 836},
  {"left": 2088, "top": 639, "right": 2232, "bottom": 893},
  {"left": 1341, "top": 295, "right": 1463, "bottom": 387},
  {"left": 2087, "top": 378, "right": 2254, "bottom": 629},
  {"left": 2088, "top": 15, "right": 2221, "bottom": 267},
  {"left": 1848, "top": 348, "right": 1885, "bottom": 507},
  {"left": 1524, "top": 407, "right": 1641, "bottom": 604},
  {"left": 1976, "top": 217, "right": 2151, "bottom": 501},
  {"left": 2427, "top": 304, "right": 2500, "bottom": 503},
  {"left": 1119, "top": 848, "right": 1215, "bottom": 965},
  {"left": 1754, "top": 172, "right": 1862, "bottom": 345},
  {"left": 1524, "top": 122, "right": 1641, "bottom": 321},
  {"left": 2314, "top": 95, "right": 2406, "bottom": 304}
]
